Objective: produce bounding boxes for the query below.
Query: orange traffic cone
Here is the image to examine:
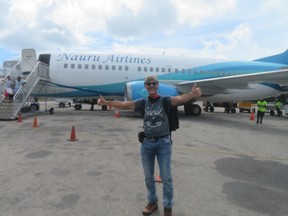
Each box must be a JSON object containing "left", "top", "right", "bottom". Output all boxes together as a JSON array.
[
  {"left": 155, "top": 175, "right": 162, "bottom": 183},
  {"left": 250, "top": 111, "right": 255, "bottom": 121},
  {"left": 17, "top": 114, "right": 23, "bottom": 123},
  {"left": 68, "top": 125, "right": 78, "bottom": 141},
  {"left": 32, "top": 116, "right": 38, "bottom": 127},
  {"left": 114, "top": 109, "right": 120, "bottom": 117}
]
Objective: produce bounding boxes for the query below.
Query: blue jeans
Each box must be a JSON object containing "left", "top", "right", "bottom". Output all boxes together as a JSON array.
[{"left": 141, "top": 136, "right": 174, "bottom": 208}]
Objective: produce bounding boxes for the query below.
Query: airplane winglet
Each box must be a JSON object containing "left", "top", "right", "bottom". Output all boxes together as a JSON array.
[{"left": 254, "top": 49, "right": 288, "bottom": 65}]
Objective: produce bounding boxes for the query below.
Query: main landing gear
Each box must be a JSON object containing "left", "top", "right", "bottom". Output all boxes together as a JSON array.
[{"left": 184, "top": 101, "right": 202, "bottom": 116}]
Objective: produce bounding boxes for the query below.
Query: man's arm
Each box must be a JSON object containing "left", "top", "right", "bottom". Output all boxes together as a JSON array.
[
  {"left": 171, "top": 83, "right": 202, "bottom": 106},
  {"left": 97, "top": 95, "right": 136, "bottom": 110}
]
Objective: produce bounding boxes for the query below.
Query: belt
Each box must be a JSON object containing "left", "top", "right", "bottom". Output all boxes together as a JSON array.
[{"left": 145, "top": 135, "right": 169, "bottom": 142}]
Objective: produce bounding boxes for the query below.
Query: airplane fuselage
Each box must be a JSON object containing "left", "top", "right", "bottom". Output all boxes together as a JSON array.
[{"left": 33, "top": 51, "right": 288, "bottom": 102}]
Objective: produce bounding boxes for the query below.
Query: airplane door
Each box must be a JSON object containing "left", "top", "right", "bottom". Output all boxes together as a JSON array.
[{"left": 21, "top": 48, "right": 37, "bottom": 73}]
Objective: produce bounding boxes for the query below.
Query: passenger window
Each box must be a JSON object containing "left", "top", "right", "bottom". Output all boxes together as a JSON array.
[
  {"left": 144, "top": 66, "right": 148, "bottom": 72},
  {"left": 175, "top": 68, "right": 179, "bottom": 73},
  {"left": 78, "top": 64, "right": 82, "bottom": 69},
  {"left": 161, "top": 68, "right": 165, "bottom": 73},
  {"left": 156, "top": 67, "right": 159, "bottom": 72},
  {"left": 125, "top": 66, "right": 129, "bottom": 71},
  {"left": 98, "top": 65, "right": 102, "bottom": 70},
  {"left": 85, "top": 64, "right": 89, "bottom": 69},
  {"left": 182, "top": 69, "right": 185, "bottom": 73},
  {"left": 168, "top": 68, "right": 171, "bottom": 73},
  {"left": 119, "top": 66, "right": 122, "bottom": 70},
  {"left": 137, "top": 66, "right": 141, "bottom": 72},
  {"left": 150, "top": 67, "right": 153, "bottom": 72},
  {"left": 71, "top": 64, "right": 75, "bottom": 69},
  {"left": 64, "top": 63, "right": 68, "bottom": 68},
  {"left": 105, "top": 65, "right": 109, "bottom": 70},
  {"left": 112, "top": 65, "right": 116, "bottom": 70},
  {"left": 92, "top": 65, "right": 96, "bottom": 70}
]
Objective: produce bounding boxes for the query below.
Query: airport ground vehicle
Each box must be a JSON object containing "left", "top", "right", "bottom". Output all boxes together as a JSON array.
[
  {"left": 238, "top": 101, "right": 256, "bottom": 113},
  {"left": 55, "top": 98, "right": 72, "bottom": 108},
  {"left": 73, "top": 98, "right": 108, "bottom": 111},
  {"left": 203, "top": 102, "right": 237, "bottom": 113},
  {"left": 264, "top": 101, "right": 286, "bottom": 116},
  {"left": 204, "top": 101, "right": 258, "bottom": 113}
]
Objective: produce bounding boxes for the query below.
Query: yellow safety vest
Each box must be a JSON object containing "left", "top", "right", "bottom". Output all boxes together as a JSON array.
[{"left": 257, "top": 100, "right": 267, "bottom": 112}]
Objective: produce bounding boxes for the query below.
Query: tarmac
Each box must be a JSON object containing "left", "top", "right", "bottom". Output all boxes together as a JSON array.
[{"left": 0, "top": 102, "right": 288, "bottom": 216}]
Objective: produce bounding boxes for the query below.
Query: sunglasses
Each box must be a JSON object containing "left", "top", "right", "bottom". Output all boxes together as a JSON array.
[{"left": 145, "top": 81, "right": 158, "bottom": 86}]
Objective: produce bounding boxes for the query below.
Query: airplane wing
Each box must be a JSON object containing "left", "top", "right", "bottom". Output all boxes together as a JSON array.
[{"left": 175, "top": 68, "right": 288, "bottom": 95}]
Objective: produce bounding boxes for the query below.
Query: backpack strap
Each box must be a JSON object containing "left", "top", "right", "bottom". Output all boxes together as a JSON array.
[
  {"left": 161, "top": 96, "right": 170, "bottom": 115},
  {"left": 161, "top": 96, "right": 172, "bottom": 140},
  {"left": 140, "top": 98, "right": 146, "bottom": 117}
]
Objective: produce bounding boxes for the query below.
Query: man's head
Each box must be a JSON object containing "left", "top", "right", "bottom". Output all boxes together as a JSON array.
[
  {"left": 17, "top": 76, "right": 21, "bottom": 81},
  {"left": 145, "top": 75, "right": 158, "bottom": 83},
  {"left": 144, "top": 76, "right": 159, "bottom": 96}
]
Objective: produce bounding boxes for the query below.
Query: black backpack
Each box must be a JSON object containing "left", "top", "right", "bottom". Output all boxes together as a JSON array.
[{"left": 161, "top": 96, "right": 179, "bottom": 133}]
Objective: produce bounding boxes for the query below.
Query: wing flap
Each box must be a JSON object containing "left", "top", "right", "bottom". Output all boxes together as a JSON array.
[{"left": 175, "top": 69, "right": 288, "bottom": 95}]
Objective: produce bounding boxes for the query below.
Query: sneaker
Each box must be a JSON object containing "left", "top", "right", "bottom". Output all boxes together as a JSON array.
[{"left": 143, "top": 202, "right": 158, "bottom": 215}]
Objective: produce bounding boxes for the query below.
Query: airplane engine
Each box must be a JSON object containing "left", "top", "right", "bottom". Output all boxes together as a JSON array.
[{"left": 124, "top": 81, "right": 179, "bottom": 101}]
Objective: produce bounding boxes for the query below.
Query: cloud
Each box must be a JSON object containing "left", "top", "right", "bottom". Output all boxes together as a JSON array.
[
  {"left": 106, "top": 0, "right": 177, "bottom": 39},
  {"left": 172, "top": 0, "right": 237, "bottom": 27},
  {"left": 0, "top": 0, "right": 288, "bottom": 64},
  {"left": 200, "top": 23, "right": 256, "bottom": 59}
]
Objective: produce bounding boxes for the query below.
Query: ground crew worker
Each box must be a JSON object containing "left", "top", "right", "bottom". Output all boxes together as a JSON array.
[
  {"left": 256, "top": 98, "right": 267, "bottom": 124},
  {"left": 275, "top": 100, "right": 282, "bottom": 116}
]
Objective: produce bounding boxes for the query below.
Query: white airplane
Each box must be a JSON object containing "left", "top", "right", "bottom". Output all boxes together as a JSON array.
[{"left": 1, "top": 48, "right": 288, "bottom": 117}]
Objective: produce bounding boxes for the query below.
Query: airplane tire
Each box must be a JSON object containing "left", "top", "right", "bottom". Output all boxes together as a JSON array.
[
  {"left": 30, "top": 104, "right": 39, "bottom": 112},
  {"left": 191, "top": 104, "right": 202, "bottom": 116},
  {"left": 184, "top": 103, "right": 202, "bottom": 116},
  {"left": 49, "top": 107, "right": 54, "bottom": 114},
  {"left": 102, "top": 105, "right": 108, "bottom": 111},
  {"left": 210, "top": 107, "right": 214, "bottom": 112},
  {"left": 184, "top": 103, "right": 193, "bottom": 115},
  {"left": 75, "top": 104, "right": 82, "bottom": 110},
  {"left": 59, "top": 102, "right": 65, "bottom": 108}
]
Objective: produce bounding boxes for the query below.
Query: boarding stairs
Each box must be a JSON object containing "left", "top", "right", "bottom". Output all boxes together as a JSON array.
[{"left": 0, "top": 60, "right": 50, "bottom": 120}]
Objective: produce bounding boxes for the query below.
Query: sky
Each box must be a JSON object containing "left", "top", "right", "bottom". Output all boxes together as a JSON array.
[{"left": 0, "top": 0, "right": 288, "bottom": 73}]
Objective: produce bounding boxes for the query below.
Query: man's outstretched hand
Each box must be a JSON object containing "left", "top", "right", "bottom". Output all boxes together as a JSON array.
[
  {"left": 192, "top": 83, "right": 202, "bottom": 97},
  {"left": 97, "top": 95, "right": 106, "bottom": 106}
]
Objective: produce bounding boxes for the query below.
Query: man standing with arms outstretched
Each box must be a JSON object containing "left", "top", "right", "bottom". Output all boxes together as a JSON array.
[{"left": 97, "top": 76, "right": 202, "bottom": 216}]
